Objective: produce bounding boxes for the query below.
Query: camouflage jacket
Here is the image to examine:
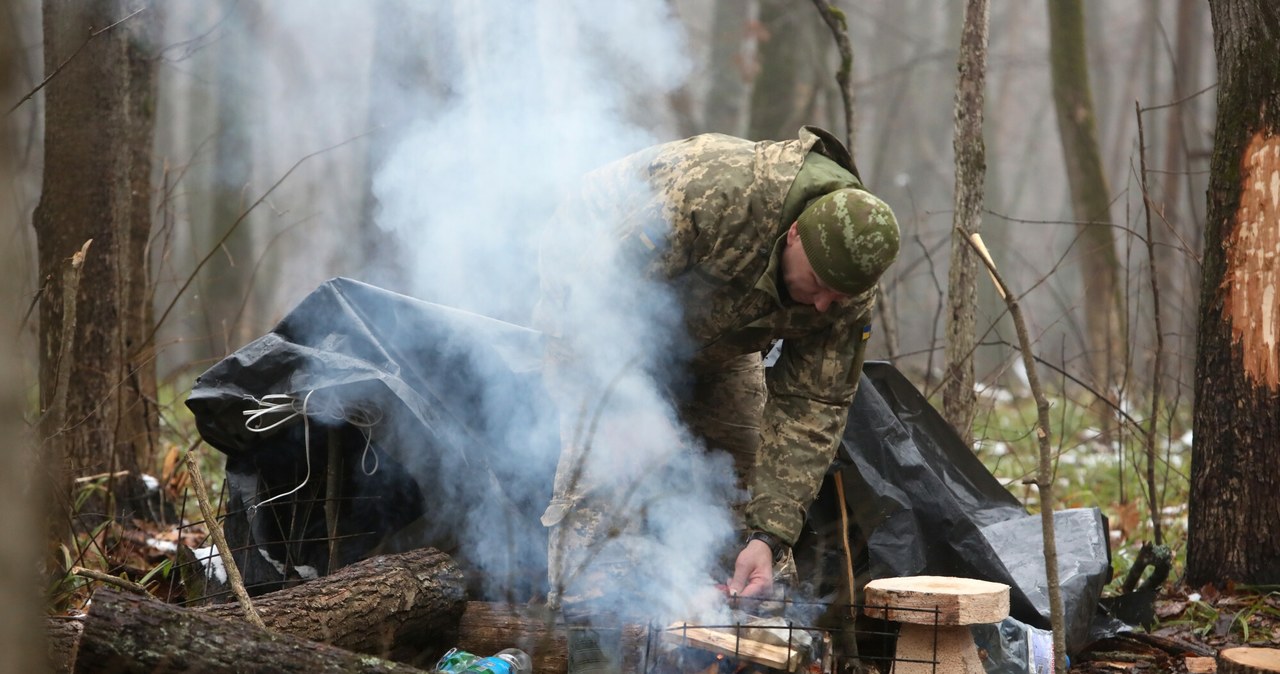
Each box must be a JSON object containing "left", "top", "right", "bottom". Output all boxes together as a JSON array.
[{"left": 542, "top": 127, "right": 876, "bottom": 546}]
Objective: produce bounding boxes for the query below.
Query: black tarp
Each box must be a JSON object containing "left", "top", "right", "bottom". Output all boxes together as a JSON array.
[{"left": 187, "top": 278, "right": 1111, "bottom": 652}]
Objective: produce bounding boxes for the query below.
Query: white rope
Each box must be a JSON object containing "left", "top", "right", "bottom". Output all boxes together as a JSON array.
[{"left": 248, "top": 390, "right": 316, "bottom": 516}]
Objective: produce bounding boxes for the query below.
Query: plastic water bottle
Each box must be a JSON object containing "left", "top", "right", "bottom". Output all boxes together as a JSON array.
[{"left": 434, "top": 647, "right": 532, "bottom": 674}]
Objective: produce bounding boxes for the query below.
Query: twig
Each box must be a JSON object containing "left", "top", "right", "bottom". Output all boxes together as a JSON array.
[
  {"left": 71, "top": 566, "right": 149, "bottom": 595},
  {"left": 6, "top": 7, "right": 146, "bottom": 115},
  {"left": 144, "top": 131, "right": 373, "bottom": 350},
  {"left": 962, "top": 229, "right": 1067, "bottom": 674},
  {"left": 73, "top": 470, "right": 130, "bottom": 484},
  {"left": 184, "top": 446, "right": 266, "bottom": 630}
]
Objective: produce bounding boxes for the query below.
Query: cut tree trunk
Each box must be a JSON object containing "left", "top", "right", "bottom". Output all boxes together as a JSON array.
[
  {"left": 75, "top": 589, "right": 427, "bottom": 674},
  {"left": 1218, "top": 648, "right": 1280, "bottom": 674}
]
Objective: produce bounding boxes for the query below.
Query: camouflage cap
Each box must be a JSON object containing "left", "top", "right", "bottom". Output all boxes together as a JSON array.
[{"left": 796, "top": 188, "right": 900, "bottom": 295}]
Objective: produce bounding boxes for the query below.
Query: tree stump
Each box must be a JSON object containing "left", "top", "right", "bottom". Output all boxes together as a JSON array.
[
  {"left": 1219, "top": 648, "right": 1280, "bottom": 674},
  {"left": 863, "top": 576, "right": 1010, "bottom": 674}
]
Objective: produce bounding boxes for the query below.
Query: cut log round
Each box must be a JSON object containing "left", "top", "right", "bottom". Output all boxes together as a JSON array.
[
  {"left": 75, "top": 589, "right": 428, "bottom": 674},
  {"left": 195, "top": 547, "right": 466, "bottom": 661},
  {"left": 863, "top": 575, "right": 1010, "bottom": 625},
  {"left": 1219, "top": 647, "right": 1280, "bottom": 674}
]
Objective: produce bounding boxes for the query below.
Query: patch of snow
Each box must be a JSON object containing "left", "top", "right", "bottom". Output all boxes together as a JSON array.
[
  {"left": 1178, "top": 430, "right": 1193, "bottom": 448},
  {"left": 141, "top": 473, "right": 159, "bottom": 491},
  {"left": 1188, "top": 592, "right": 1201, "bottom": 602},
  {"left": 258, "top": 548, "right": 287, "bottom": 575},
  {"left": 193, "top": 546, "right": 227, "bottom": 585},
  {"left": 295, "top": 565, "right": 318, "bottom": 580},
  {"left": 147, "top": 538, "right": 177, "bottom": 554}
]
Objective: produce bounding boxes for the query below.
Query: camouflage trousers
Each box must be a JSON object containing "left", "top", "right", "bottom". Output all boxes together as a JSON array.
[{"left": 542, "top": 352, "right": 766, "bottom": 619}]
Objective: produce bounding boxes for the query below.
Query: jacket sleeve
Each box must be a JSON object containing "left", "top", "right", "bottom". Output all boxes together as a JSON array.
[{"left": 745, "top": 295, "right": 874, "bottom": 545}]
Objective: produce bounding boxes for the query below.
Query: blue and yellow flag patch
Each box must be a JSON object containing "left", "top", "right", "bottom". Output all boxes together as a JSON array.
[{"left": 862, "top": 324, "right": 872, "bottom": 341}]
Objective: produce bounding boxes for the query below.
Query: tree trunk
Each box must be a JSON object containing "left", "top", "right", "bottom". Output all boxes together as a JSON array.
[
  {"left": 200, "top": 0, "right": 260, "bottom": 357},
  {"left": 704, "top": 0, "right": 752, "bottom": 135},
  {"left": 0, "top": 19, "right": 45, "bottom": 674},
  {"left": 33, "top": 0, "right": 159, "bottom": 518},
  {"left": 1045, "top": 0, "right": 1126, "bottom": 406},
  {"left": 943, "top": 0, "right": 991, "bottom": 444},
  {"left": 747, "top": 0, "right": 817, "bottom": 141},
  {"left": 76, "top": 589, "right": 429, "bottom": 674},
  {"left": 1188, "top": 0, "right": 1280, "bottom": 586}
]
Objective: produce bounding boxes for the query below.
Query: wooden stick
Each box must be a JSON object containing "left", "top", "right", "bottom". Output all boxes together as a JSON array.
[
  {"left": 71, "top": 566, "right": 148, "bottom": 595},
  {"left": 184, "top": 447, "right": 266, "bottom": 631},
  {"left": 833, "top": 473, "right": 858, "bottom": 618},
  {"left": 663, "top": 622, "right": 801, "bottom": 671}
]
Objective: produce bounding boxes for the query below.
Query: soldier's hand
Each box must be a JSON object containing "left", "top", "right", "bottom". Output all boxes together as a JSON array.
[{"left": 726, "top": 539, "right": 774, "bottom": 599}]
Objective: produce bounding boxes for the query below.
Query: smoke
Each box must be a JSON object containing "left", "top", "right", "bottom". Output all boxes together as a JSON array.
[{"left": 370, "top": 1, "right": 741, "bottom": 622}]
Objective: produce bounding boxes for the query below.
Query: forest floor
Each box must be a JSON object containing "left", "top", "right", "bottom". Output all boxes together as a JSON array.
[{"left": 1070, "top": 583, "right": 1280, "bottom": 673}]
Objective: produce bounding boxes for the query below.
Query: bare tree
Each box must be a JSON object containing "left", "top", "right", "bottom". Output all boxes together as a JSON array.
[
  {"left": 748, "top": 0, "right": 819, "bottom": 141},
  {"left": 943, "top": 0, "right": 991, "bottom": 444},
  {"left": 33, "top": 1, "right": 159, "bottom": 520},
  {"left": 1188, "top": 0, "right": 1280, "bottom": 586},
  {"left": 1045, "top": 0, "right": 1126, "bottom": 431},
  {"left": 704, "top": 0, "right": 752, "bottom": 135}
]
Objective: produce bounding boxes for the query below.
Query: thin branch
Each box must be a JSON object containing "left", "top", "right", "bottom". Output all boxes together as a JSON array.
[
  {"left": 961, "top": 229, "right": 1067, "bottom": 674},
  {"left": 71, "top": 566, "right": 149, "bottom": 595},
  {"left": 810, "top": 0, "right": 856, "bottom": 152},
  {"left": 1136, "top": 100, "right": 1164, "bottom": 546},
  {"left": 6, "top": 7, "right": 146, "bottom": 116},
  {"left": 143, "top": 131, "right": 373, "bottom": 351},
  {"left": 184, "top": 445, "right": 266, "bottom": 631}
]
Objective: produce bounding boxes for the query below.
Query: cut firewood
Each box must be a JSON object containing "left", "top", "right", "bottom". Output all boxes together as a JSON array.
[
  {"left": 661, "top": 622, "right": 802, "bottom": 671},
  {"left": 1186, "top": 655, "right": 1217, "bottom": 673},
  {"left": 75, "top": 589, "right": 429, "bottom": 674},
  {"left": 863, "top": 576, "right": 1011, "bottom": 674},
  {"left": 863, "top": 575, "right": 1010, "bottom": 625},
  {"left": 1219, "top": 648, "right": 1280, "bottom": 674}
]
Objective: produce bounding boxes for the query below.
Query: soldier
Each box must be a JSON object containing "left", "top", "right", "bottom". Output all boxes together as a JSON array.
[{"left": 536, "top": 126, "right": 900, "bottom": 672}]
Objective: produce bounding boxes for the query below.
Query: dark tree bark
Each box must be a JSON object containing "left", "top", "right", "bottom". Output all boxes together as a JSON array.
[
  {"left": 33, "top": 1, "right": 159, "bottom": 519},
  {"left": 748, "top": 0, "right": 817, "bottom": 141},
  {"left": 943, "top": 0, "right": 991, "bottom": 444},
  {"left": 76, "top": 589, "right": 429, "bottom": 674},
  {"left": 1188, "top": 0, "right": 1280, "bottom": 586},
  {"left": 195, "top": 548, "right": 467, "bottom": 661},
  {"left": 1045, "top": 0, "right": 1127, "bottom": 405},
  {"left": 703, "top": 0, "right": 751, "bottom": 135}
]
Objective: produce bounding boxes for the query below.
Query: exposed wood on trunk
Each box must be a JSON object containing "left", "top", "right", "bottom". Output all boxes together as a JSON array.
[
  {"left": 75, "top": 589, "right": 428, "bottom": 674},
  {"left": 1189, "top": 0, "right": 1280, "bottom": 587}
]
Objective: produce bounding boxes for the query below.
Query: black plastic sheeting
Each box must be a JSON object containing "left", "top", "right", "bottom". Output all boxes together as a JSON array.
[
  {"left": 813, "top": 362, "right": 1115, "bottom": 653},
  {"left": 186, "top": 277, "right": 558, "bottom": 598},
  {"left": 187, "top": 278, "right": 1114, "bottom": 653}
]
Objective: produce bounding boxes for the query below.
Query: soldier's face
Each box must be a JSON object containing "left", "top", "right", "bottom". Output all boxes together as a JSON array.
[{"left": 782, "top": 222, "right": 849, "bottom": 313}]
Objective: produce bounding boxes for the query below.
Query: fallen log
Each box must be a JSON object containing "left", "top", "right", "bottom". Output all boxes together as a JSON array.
[
  {"left": 52, "top": 548, "right": 466, "bottom": 670},
  {"left": 75, "top": 589, "right": 428, "bottom": 674},
  {"left": 194, "top": 547, "right": 466, "bottom": 661}
]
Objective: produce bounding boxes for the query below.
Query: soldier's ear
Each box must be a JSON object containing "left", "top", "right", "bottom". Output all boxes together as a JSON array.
[{"left": 787, "top": 221, "right": 800, "bottom": 241}]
